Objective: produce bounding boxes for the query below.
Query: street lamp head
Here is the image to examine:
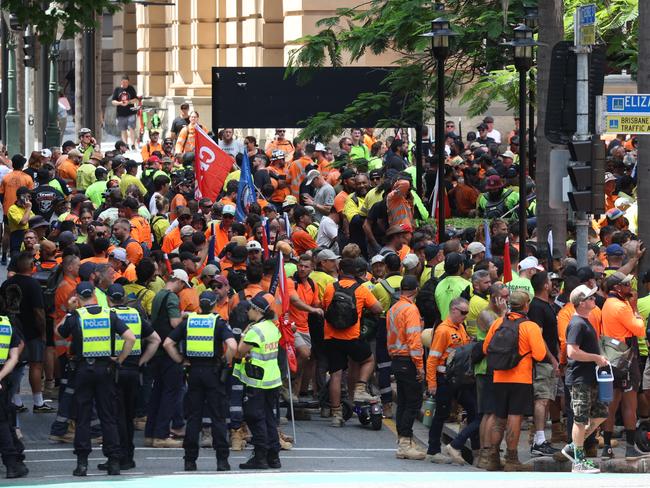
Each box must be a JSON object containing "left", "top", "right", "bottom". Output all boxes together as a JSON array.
[
  {"left": 421, "top": 17, "right": 458, "bottom": 59},
  {"left": 523, "top": 5, "right": 539, "bottom": 29},
  {"left": 501, "top": 24, "right": 537, "bottom": 70}
]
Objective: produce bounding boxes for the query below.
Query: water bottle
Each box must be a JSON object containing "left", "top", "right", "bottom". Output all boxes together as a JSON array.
[{"left": 422, "top": 397, "right": 436, "bottom": 428}]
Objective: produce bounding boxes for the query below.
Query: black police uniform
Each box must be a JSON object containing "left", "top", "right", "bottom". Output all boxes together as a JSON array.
[
  {"left": 167, "top": 314, "right": 234, "bottom": 469},
  {"left": 58, "top": 305, "right": 128, "bottom": 473}
]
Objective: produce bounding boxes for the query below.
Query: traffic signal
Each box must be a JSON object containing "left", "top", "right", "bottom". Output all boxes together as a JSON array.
[
  {"left": 566, "top": 136, "right": 606, "bottom": 214},
  {"left": 23, "top": 34, "right": 35, "bottom": 68}
]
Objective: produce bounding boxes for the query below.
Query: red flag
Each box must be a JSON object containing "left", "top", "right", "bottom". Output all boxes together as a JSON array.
[
  {"left": 194, "top": 126, "right": 235, "bottom": 201},
  {"left": 260, "top": 218, "right": 270, "bottom": 260},
  {"left": 273, "top": 252, "right": 296, "bottom": 372},
  {"left": 503, "top": 237, "right": 512, "bottom": 283}
]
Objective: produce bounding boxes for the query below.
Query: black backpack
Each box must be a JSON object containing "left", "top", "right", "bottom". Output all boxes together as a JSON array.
[
  {"left": 415, "top": 273, "right": 440, "bottom": 328},
  {"left": 37, "top": 265, "right": 62, "bottom": 315},
  {"left": 224, "top": 267, "right": 248, "bottom": 293},
  {"left": 229, "top": 291, "right": 250, "bottom": 340},
  {"left": 446, "top": 342, "right": 478, "bottom": 387},
  {"left": 325, "top": 282, "right": 361, "bottom": 330},
  {"left": 486, "top": 315, "right": 527, "bottom": 371}
]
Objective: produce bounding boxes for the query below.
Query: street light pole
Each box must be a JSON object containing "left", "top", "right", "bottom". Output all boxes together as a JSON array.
[
  {"left": 422, "top": 16, "right": 457, "bottom": 243},
  {"left": 5, "top": 33, "right": 19, "bottom": 155},
  {"left": 45, "top": 41, "right": 61, "bottom": 147},
  {"left": 82, "top": 27, "right": 95, "bottom": 133}
]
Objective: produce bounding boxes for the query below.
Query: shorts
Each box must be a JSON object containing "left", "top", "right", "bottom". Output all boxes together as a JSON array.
[
  {"left": 295, "top": 331, "right": 312, "bottom": 349},
  {"left": 20, "top": 338, "right": 45, "bottom": 363},
  {"left": 569, "top": 383, "right": 609, "bottom": 424},
  {"left": 614, "top": 354, "right": 641, "bottom": 392},
  {"left": 533, "top": 362, "right": 558, "bottom": 401},
  {"left": 117, "top": 114, "right": 136, "bottom": 131},
  {"left": 493, "top": 382, "right": 534, "bottom": 419},
  {"left": 476, "top": 374, "right": 496, "bottom": 415},
  {"left": 324, "top": 338, "right": 372, "bottom": 374}
]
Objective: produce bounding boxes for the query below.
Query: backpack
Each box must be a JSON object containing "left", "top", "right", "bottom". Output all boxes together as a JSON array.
[
  {"left": 224, "top": 267, "right": 248, "bottom": 293},
  {"left": 446, "top": 342, "right": 478, "bottom": 387},
  {"left": 484, "top": 189, "right": 513, "bottom": 219},
  {"left": 486, "top": 316, "right": 527, "bottom": 371},
  {"left": 325, "top": 282, "right": 361, "bottom": 330},
  {"left": 415, "top": 274, "right": 440, "bottom": 328},
  {"left": 229, "top": 290, "right": 250, "bottom": 339},
  {"left": 150, "top": 215, "right": 167, "bottom": 250},
  {"left": 124, "top": 287, "right": 151, "bottom": 320},
  {"left": 379, "top": 278, "right": 400, "bottom": 309},
  {"left": 37, "top": 265, "right": 62, "bottom": 315}
]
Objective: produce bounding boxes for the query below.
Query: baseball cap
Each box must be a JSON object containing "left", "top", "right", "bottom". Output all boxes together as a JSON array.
[
  {"left": 606, "top": 271, "right": 633, "bottom": 288},
  {"left": 316, "top": 249, "right": 340, "bottom": 262},
  {"left": 170, "top": 269, "right": 191, "bottom": 288},
  {"left": 341, "top": 169, "right": 356, "bottom": 180},
  {"left": 270, "top": 149, "right": 285, "bottom": 161},
  {"left": 444, "top": 252, "right": 465, "bottom": 275},
  {"left": 180, "top": 225, "right": 194, "bottom": 237},
  {"left": 402, "top": 253, "right": 420, "bottom": 271},
  {"left": 314, "top": 142, "right": 326, "bottom": 152},
  {"left": 283, "top": 195, "right": 298, "bottom": 208},
  {"left": 509, "top": 289, "right": 531, "bottom": 309},
  {"left": 370, "top": 254, "right": 385, "bottom": 265},
  {"left": 305, "top": 169, "right": 321, "bottom": 186},
  {"left": 107, "top": 283, "right": 126, "bottom": 301},
  {"left": 29, "top": 215, "right": 49, "bottom": 229},
  {"left": 501, "top": 150, "right": 516, "bottom": 159},
  {"left": 110, "top": 248, "right": 128, "bottom": 263},
  {"left": 249, "top": 292, "right": 272, "bottom": 314},
  {"left": 369, "top": 169, "right": 382, "bottom": 179},
  {"left": 424, "top": 244, "right": 441, "bottom": 261},
  {"left": 199, "top": 291, "right": 218, "bottom": 308},
  {"left": 230, "top": 245, "right": 248, "bottom": 264},
  {"left": 177, "top": 206, "right": 191, "bottom": 218},
  {"left": 518, "top": 256, "right": 544, "bottom": 272},
  {"left": 606, "top": 208, "right": 624, "bottom": 220},
  {"left": 76, "top": 281, "right": 95, "bottom": 298},
  {"left": 58, "top": 231, "right": 76, "bottom": 248},
  {"left": 484, "top": 175, "right": 504, "bottom": 190},
  {"left": 569, "top": 285, "right": 598, "bottom": 305},
  {"left": 79, "top": 127, "right": 92, "bottom": 135},
  {"left": 67, "top": 149, "right": 82, "bottom": 158},
  {"left": 201, "top": 264, "right": 219, "bottom": 279},
  {"left": 467, "top": 242, "right": 486, "bottom": 256},
  {"left": 605, "top": 243, "right": 625, "bottom": 256},
  {"left": 41, "top": 148, "right": 52, "bottom": 158},
  {"left": 179, "top": 251, "right": 201, "bottom": 263},
  {"left": 78, "top": 262, "right": 97, "bottom": 281},
  {"left": 477, "top": 123, "right": 488, "bottom": 131},
  {"left": 401, "top": 275, "right": 419, "bottom": 291},
  {"left": 604, "top": 172, "right": 617, "bottom": 183},
  {"left": 247, "top": 240, "right": 262, "bottom": 252},
  {"left": 222, "top": 204, "right": 236, "bottom": 216}
]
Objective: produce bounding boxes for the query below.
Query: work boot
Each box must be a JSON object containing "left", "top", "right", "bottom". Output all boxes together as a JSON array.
[
  {"left": 106, "top": 458, "right": 121, "bottom": 476},
  {"left": 184, "top": 460, "right": 197, "bottom": 471},
  {"left": 73, "top": 455, "right": 88, "bottom": 477},
  {"left": 443, "top": 443, "right": 466, "bottom": 465},
  {"left": 395, "top": 437, "right": 425, "bottom": 460},
  {"left": 242, "top": 423, "right": 252, "bottom": 442},
  {"left": 98, "top": 459, "right": 135, "bottom": 471},
  {"left": 153, "top": 436, "right": 183, "bottom": 448},
  {"left": 551, "top": 422, "right": 567, "bottom": 444},
  {"left": 320, "top": 406, "right": 332, "bottom": 418},
  {"left": 476, "top": 448, "right": 488, "bottom": 469},
  {"left": 503, "top": 449, "right": 533, "bottom": 472},
  {"left": 217, "top": 457, "right": 231, "bottom": 472},
  {"left": 382, "top": 402, "right": 393, "bottom": 419},
  {"left": 485, "top": 447, "right": 503, "bottom": 471},
  {"left": 353, "top": 382, "right": 377, "bottom": 403},
  {"left": 278, "top": 429, "right": 293, "bottom": 450},
  {"left": 267, "top": 450, "right": 282, "bottom": 469},
  {"left": 143, "top": 437, "right": 154, "bottom": 447},
  {"left": 239, "top": 448, "right": 269, "bottom": 470},
  {"left": 331, "top": 406, "right": 345, "bottom": 427},
  {"left": 230, "top": 426, "right": 246, "bottom": 451},
  {"left": 5, "top": 459, "right": 29, "bottom": 479},
  {"left": 200, "top": 427, "right": 213, "bottom": 448}
]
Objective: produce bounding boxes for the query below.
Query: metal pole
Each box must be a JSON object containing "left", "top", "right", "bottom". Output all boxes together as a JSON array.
[
  {"left": 41, "top": 40, "right": 50, "bottom": 147},
  {"left": 45, "top": 43, "right": 61, "bottom": 147},
  {"left": 5, "top": 34, "right": 19, "bottom": 155},
  {"left": 574, "top": 44, "right": 591, "bottom": 268},
  {"left": 528, "top": 70, "right": 535, "bottom": 179},
  {"left": 518, "top": 68, "right": 527, "bottom": 245},
  {"left": 0, "top": 18, "right": 7, "bottom": 145},
  {"left": 24, "top": 26, "right": 34, "bottom": 154},
  {"left": 415, "top": 123, "right": 423, "bottom": 196},
  {"left": 82, "top": 27, "right": 95, "bottom": 133},
  {"left": 436, "top": 56, "right": 446, "bottom": 242}
]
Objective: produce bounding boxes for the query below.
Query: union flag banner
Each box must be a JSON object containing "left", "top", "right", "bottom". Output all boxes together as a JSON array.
[{"left": 194, "top": 125, "right": 234, "bottom": 200}]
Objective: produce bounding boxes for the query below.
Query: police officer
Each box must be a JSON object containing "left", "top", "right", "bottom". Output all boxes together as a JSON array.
[
  {"left": 234, "top": 292, "right": 282, "bottom": 470},
  {"left": 163, "top": 291, "right": 237, "bottom": 472},
  {"left": 58, "top": 282, "right": 136, "bottom": 477},
  {"left": 0, "top": 314, "right": 28, "bottom": 479},
  {"left": 101, "top": 284, "right": 160, "bottom": 471}
]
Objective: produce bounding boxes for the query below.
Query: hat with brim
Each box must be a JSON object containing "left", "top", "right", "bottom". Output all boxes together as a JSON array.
[
  {"left": 230, "top": 246, "right": 248, "bottom": 264},
  {"left": 484, "top": 175, "right": 504, "bottom": 191},
  {"left": 170, "top": 269, "right": 191, "bottom": 288},
  {"left": 606, "top": 271, "right": 633, "bottom": 288},
  {"left": 305, "top": 169, "right": 321, "bottom": 186}
]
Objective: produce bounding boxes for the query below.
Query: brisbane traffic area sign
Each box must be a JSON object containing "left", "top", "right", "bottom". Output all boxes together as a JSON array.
[{"left": 598, "top": 94, "right": 650, "bottom": 134}]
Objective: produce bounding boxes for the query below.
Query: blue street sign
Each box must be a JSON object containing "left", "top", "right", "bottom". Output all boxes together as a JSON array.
[
  {"left": 605, "top": 94, "right": 650, "bottom": 114},
  {"left": 578, "top": 4, "right": 596, "bottom": 26}
]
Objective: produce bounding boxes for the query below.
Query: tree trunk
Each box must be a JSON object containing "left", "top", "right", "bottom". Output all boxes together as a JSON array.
[
  {"left": 638, "top": 0, "right": 650, "bottom": 285},
  {"left": 536, "top": 0, "right": 566, "bottom": 258}
]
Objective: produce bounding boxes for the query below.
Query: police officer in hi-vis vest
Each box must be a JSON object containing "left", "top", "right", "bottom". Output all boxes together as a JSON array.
[
  {"left": 163, "top": 291, "right": 237, "bottom": 472},
  {"left": 0, "top": 313, "right": 27, "bottom": 479},
  {"left": 104, "top": 283, "right": 160, "bottom": 471},
  {"left": 58, "top": 281, "right": 135, "bottom": 477},
  {"left": 234, "top": 292, "right": 282, "bottom": 470}
]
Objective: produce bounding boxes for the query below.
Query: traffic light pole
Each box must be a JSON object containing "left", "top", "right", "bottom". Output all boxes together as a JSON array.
[{"left": 574, "top": 43, "right": 591, "bottom": 268}]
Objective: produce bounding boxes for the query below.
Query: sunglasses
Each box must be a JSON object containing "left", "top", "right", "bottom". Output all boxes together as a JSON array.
[
  {"left": 214, "top": 283, "right": 224, "bottom": 290},
  {"left": 454, "top": 308, "right": 469, "bottom": 316},
  {"left": 446, "top": 124, "right": 454, "bottom": 128}
]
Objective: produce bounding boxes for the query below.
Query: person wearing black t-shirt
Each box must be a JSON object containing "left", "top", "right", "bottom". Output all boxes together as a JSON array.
[
  {"left": 111, "top": 75, "right": 138, "bottom": 150},
  {"left": 170, "top": 102, "right": 190, "bottom": 140}
]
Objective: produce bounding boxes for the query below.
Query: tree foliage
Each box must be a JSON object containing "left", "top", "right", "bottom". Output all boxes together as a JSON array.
[{"left": 0, "top": 0, "right": 130, "bottom": 45}]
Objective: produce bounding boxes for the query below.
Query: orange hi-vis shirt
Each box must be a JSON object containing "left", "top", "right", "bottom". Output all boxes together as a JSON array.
[
  {"left": 267, "top": 165, "right": 290, "bottom": 203},
  {"left": 602, "top": 295, "right": 645, "bottom": 341},
  {"left": 53, "top": 274, "right": 80, "bottom": 356},
  {"left": 122, "top": 239, "right": 144, "bottom": 266},
  {"left": 162, "top": 227, "right": 182, "bottom": 254},
  {"left": 387, "top": 180, "right": 414, "bottom": 228},
  {"left": 179, "top": 287, "right": 199, "bottom": 312},
  {"left": 323, "top": 277, "right": 379, "bottom": 341},
  {"left": 333, "top": 191, "right": 349, "bottom": 213},
  {"left": 557, "top": 303, "right": 602, "bottom": 364},
  {"left": 387, "top": 295, "right": 424, "bottom": 370},
  {"left": 0, "top": 170, "right": 34, "bottom": 216},
  {"left": 169, "top": 194, "right": 187, "bottom": 222},
  {"left": 289, "top": 156, "right": 313, "bottom": 198},
  {"left": 483, "top": 312, "right": 547, "bottom": 384},
  {"left": 141, "top": 141, "right": 163, "bottom": 162},
  {"left": 291, "top": 226, "right": 317, "bottom": 256},
  {"left": 130, "top": 215, "right": 152, "bottom": 248},
  {"left": 426, "top": 318, "right": 470, "bottom": 389},
  {"left": 265, "top": 139, "right": 294, "bottom": 160},
  {"left": 289, "top": 276, "right": 319, "bottom": 334}
]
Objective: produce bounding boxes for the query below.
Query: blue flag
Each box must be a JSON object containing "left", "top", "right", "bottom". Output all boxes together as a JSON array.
[
  {"left": 484, "top": 220, "right": 492, "bottom": 260},
  {"left": 236, "top": 151, "right": 257, "bottom": 222}
]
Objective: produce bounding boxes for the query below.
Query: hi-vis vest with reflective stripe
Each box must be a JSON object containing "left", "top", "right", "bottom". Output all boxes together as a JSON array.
[
  {"left": 78, "top": 307, "right": 112, "bottom": 358},
  {"left": 0, "top": 316, "right": 12, "bottom": 364},
  {"left": 233, "top": 319, "right": 282, "bottom": 389},
  {"left": 186, "top": 312, "right": 220, "bottom": 358},
  {"left": 112, "top": 307, "right": 141, "bottom": 356}
]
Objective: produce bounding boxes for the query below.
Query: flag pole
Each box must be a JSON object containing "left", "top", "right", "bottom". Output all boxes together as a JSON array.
[{"left": 285, "top": 354, "right": 297, "bottom": 445}]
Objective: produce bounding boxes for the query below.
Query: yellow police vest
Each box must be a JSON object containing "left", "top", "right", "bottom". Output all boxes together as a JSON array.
[
  {"left": 78, "top": 307, "right": 112, "bottom": 358},
  {"left": 0, "top": 316, "right": 12, "bottom": 364},
  {"left": 186, "top": 312, "right": 219, "bottom": 358},
  {"left": 233, "top": 319, "right": 282, "bottom": 389},
  {"left": 112, "top": 306, "right": 142, "bottom": 356}
]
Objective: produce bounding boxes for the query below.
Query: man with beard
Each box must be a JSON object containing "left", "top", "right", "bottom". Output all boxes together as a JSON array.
[
  {"left": 267, "top": 151, "right": 290, "bottom": 212},
  {"left": 476, "top": 175, "right": 519, "bottom": 219},
  {"left": 343, "top": 173, "right": 370, "bottom": 256}
]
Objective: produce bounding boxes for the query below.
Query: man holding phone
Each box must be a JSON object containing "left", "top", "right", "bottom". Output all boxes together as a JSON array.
[{"left": 7, "top": 187, "right": 34, "bottom": 255}]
